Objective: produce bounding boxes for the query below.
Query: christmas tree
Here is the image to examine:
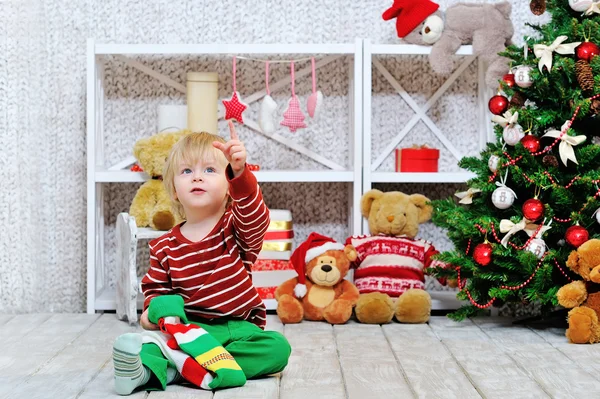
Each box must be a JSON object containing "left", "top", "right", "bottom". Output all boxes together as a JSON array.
[{"left": 429, "top": 0, "right": 600, "bottom": 321}]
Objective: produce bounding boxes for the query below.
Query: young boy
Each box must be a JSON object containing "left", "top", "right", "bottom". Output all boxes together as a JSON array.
[{"left": 113, "top": 122, "right": 291, "bottom": 395}]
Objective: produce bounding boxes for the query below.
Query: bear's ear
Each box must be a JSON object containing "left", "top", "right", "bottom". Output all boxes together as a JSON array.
[
  {"left": 566, "top": 249, "right": 580, "bottom": 275},
  {"left": 133, "top": 136, "right": 150, "bottom": 163},
  {"left": 361, "top": 190, "right": 384, "bottom": 219},
  {"left": 409, "top": 194, "right": 433, "bottom": 223}
]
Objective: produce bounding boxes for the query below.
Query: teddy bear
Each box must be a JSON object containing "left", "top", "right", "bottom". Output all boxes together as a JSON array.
[
  {"left": 275, "top": 232, "right": 360, "bottom": 324},
  {"left": 345, "top": 190, "right": 450, "bottom": 324},
  {"left": 129, "top": 130, "right": 187, "bottom": 231},
  {"left": 382, "top": 0, "right": 514, "bottom": 88},
  {"left": 556, "top": 238, "right": 600, "bottom": 344}
]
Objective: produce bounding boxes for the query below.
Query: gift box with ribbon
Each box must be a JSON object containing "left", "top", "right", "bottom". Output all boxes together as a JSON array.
[
  {"left": 253, "top": 210, "right": 296, "bottom": 305},
  {"left": 395, "top": 144, "right": 440, "bottom": 172}
]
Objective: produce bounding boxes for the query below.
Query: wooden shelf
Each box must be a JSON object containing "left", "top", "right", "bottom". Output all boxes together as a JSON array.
[
  {"left": 371, "top": 172, "right": 475, "bottom": 183},
  {"left": 95, "top": 169, "right": 356, "bottom": 183}
]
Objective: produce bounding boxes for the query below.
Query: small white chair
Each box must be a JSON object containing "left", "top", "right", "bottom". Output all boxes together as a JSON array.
[{"left": 115, "top": 213, "right": 164, "bottom": 324}]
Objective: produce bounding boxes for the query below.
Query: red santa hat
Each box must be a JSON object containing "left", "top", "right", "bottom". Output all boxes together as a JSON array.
[
  {"left": 382, "top": 0, "right": 440, "bottom": 38},
  {"left": 290, "top": 232, "right": 345, "bottom": 298}
]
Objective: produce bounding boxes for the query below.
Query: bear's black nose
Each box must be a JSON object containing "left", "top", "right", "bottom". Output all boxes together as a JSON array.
[{"left": 321, "top": 265, "right": 332, "bottom": 272}]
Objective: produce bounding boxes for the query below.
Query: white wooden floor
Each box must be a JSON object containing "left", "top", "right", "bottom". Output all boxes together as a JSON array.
[{"left": 3, "top": 313, "right": 600, "bottom": 399}]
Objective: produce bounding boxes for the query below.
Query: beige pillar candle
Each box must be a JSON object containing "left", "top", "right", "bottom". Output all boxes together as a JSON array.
[{"left": 186, "top": 72, "right": 219, "bottom": 134}]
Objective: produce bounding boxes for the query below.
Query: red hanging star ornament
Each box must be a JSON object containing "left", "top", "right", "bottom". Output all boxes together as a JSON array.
[
  {"left": 222, "top": 56, "right": 248, "bottom": 123},
  {"left": 222, "top": 91, "right": 247, "bottom": 123},
  {"left": 281, "top": 61, "right": 306, "bottom": 132}
]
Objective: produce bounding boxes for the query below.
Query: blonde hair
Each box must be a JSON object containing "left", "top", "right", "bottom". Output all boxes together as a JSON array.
[{"left": 163, "top": 132, "right": 228, "bottom": 220}]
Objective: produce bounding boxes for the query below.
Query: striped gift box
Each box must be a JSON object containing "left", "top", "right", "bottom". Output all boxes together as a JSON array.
[
  {"left": 254, "top": 210, "right": 295, "bottom": 308},
  {"left": 257, "top": 209, "right": 293, "bottom": 260}
]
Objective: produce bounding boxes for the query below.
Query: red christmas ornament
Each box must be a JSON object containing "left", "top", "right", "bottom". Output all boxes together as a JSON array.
[
  {"left": 576, "top": 42, "right": 600, "bottom": 63},
  {"left": 502, "top": 73, "right": 516, "bottom": 88},
  {"left": 473, "top": 242, "right": 493, "bottom": 266},
  {"left": 522, "top": 198, "right": 544, "bottom": 221},
  {"left": 520, "top": 134, "right": 540, "bottom": 153},
  {"left": 488, "top": 95, "right": 509, "bottom": 115},
  {"left": 566, "top": 224, "right": 589, "bottom": 247}
]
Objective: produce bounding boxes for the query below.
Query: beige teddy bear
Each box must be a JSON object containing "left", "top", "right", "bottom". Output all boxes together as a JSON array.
[
  {"left": 382, "top": 0, "right": 514, "bottom": 87},
  {"left": 129, "top": 130, "right": 187, "bottom": 231},
  {"left": 345, "top": 190, "right": 451, "bottom": 324}
]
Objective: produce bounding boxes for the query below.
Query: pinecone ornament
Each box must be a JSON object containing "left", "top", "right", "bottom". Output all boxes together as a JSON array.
[
  {"left": 530, "top": 0, "right": 546, "bottom": 15},
  {"left": 592, "top": 99, "right": 600, "bottom": 115},
  {"left": 543, "top": 154, "right": 559, "bottom": 168},
  {"left": 510, "top": 91, "right": 526, "bottom": 108},
  {"left": 576, "top": 60, "right": 594, "bottom": 94}
]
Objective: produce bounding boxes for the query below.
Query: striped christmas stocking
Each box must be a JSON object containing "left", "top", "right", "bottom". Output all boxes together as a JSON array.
[{"left": 159, "top": 316, "right": 246, "bottom": 389}]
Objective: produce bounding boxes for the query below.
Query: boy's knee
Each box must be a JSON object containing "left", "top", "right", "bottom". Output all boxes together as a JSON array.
[{"left": 266, "top": 331, "right": 292, "bottom": 365}]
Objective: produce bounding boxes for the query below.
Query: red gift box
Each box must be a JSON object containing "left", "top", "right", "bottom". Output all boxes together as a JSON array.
[{"left": 395, "top": 146, "right": 440, "bottom": 172}]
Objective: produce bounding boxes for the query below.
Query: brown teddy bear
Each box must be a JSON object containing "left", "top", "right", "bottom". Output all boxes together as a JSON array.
[
  {"left": 275, "top": 232, "right": 360, "bottom": 324},
  {"left": 556, "top": 239, "right": 600, "bottom": 344},
  {"left": 345, "top": 190, "right": 449, "bottom": 324},
  {"left": 129, "top": 130, "right": 187, "bottom": 231},
  {"left": 382, "top": 0, "right": 514, "bottom": 87}
]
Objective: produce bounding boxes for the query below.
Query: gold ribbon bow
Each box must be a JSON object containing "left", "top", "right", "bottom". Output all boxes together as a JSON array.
[
  {"left": 585, "top": 2, "right": 600, "bottom": 15},
  {"left": 533, "top": 36, "right": 581, "bottom": 72},
  {"left": 542, "top": 121, "right": 586, "bottom": 166},
  {"left": 499, "top": 217, "right": 539, "bottom": 248},
  {"left": 455, "top": 188, "right": 482, "bottom": 204},
  {"left": 410, "top": 144, "right": 431, "bottom": 149},
  {"left": 491, "top": 110, "right": 519, "bottom": 128}
]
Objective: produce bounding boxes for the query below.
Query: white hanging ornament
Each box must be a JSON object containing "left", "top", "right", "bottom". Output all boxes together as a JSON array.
[
  {"left": 513, "top": 65, "right": 534, "bottom": 88},
  {"left": 307, "top": 57, "right": 323, "bottom": 118},
  {"left": 258, "top": 62, "right": 278, "bottom": 134},
  {"left": 492, "top": 186, "right": 516, "bottom": 209},
  {"left": 526, "top": 238, "right": 547, "bottom": 259},
  {"left": 488, "top": 155, "right": 500, "bottom": 172},
  {"left": 569, "top": 0, "right": 595, "bottom": 12},
  {"left": 503, "top": 124, "right": 525, "bottom": 146},
  {"left": 491, "top": 173, "right": 517, "bottom": 209}
]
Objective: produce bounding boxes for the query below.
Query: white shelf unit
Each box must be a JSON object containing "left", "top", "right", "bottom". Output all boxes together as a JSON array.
[
  {"left": 362, "top": 40, "right": 494, "bottom": 208},
  {"left": 87, "top": 39, "right": 364, "bottom": 314}
]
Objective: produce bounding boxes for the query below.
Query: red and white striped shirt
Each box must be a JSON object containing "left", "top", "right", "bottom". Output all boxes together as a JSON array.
[
  {"left": 141, "top": 166, "right": 269, "bottom": 329},
  {"left": 346, "top": 234, "right": 446, "bottom": 298}
]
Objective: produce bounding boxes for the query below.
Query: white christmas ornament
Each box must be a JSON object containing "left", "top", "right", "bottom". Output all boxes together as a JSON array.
[
  {"left": 259, "top": 95, "right": 278, "bottom": 134},
  {"left": 259, "top": 62, "right": 278, "bottom": 134},
  {"left": 503, "top": 124, "right": 525, "bottom": 146},
  {"left": 488, "top": 155, "right": 500, "bottom": 172},
  {"left": 526, "top": 238, "right": 547, "bottom": 259},
  {"left": 492, "top": 185, "right": 516, "bottom": 209},
  {"left": 307, "top": 58, "right": 323, "bottom": 118},
  {"left": 513, "top": 65, "right": 534, "bottom": 88},
  {"left": 569, "top": 0, "right": 595, "bottom": 12}
]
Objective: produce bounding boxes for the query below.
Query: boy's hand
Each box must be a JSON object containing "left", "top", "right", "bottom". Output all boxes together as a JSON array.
[
  {"left": 140, "top": 309, "right": 159, "bottom": 330},
  {"left": 213, "top": 120, "right": 247, "bottom": 178}
]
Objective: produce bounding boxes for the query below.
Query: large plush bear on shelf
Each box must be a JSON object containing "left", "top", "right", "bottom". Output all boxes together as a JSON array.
[
  {"left": 345, "top": 190, "right": 450, "bottom": 324},
  {"left": 275, "top": 233, "right": 360, "bottom": 324},
  {"left": 382, "top": 0, "right": 514, "bottom": 87},
  {"left": 129, "top": 130, "right": 187, "bottom": 231},
  {"left": 557, "top": 239, "right": 600, "bottom": 344}
]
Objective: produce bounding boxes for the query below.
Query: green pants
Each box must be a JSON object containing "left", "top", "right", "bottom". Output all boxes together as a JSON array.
[{"left": 140, "top": 318, "right": 291, "bottom": 390}]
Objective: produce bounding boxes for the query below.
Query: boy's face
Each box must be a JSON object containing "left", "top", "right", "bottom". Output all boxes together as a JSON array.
[{"left": 174, "top": 157, "right": 228, "bottom": 215}]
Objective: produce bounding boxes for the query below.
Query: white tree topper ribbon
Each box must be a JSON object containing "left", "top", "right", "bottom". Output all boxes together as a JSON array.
[
  {"left": 542, "top": 121, "right": 586, "bottom": 165},
  {"left": 455, "top": 188, "right": 481, "bottom": 204},
  {"left": 533, "top": 36, "right": 581, "bottom": 72},
  {"left": 499, "top": 217, "right": 539, "bottom": 248},
  {"left": 585, "top": 2, "right": 600, "bottom": 15},
  {"left": 491, "top": 110, "right": 519, "bottom": 127}
]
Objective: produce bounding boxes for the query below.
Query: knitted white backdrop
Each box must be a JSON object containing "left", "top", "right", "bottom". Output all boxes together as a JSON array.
[{"left": 0, "top": 0, "right": 548, "bottom": 312}]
